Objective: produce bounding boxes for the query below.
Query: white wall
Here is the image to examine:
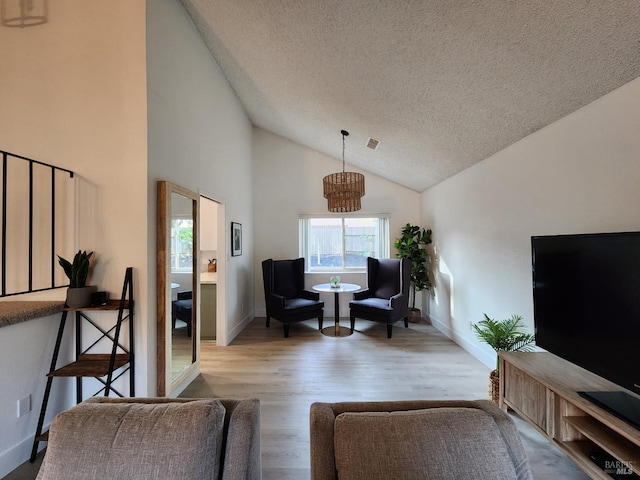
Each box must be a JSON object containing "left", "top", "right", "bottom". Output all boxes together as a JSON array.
[
  {"left": 0, "top": 317, "right": 74, "bottom": 476},
  {"left": 201, "top": 197, "right": 219, "bottom": 253},
  {"left": 252, "top": 128, "right": 422, "bottom": 318},
  {"left": 422, "top": 78, "right": 640, "bottom": 369},
  {"left": 0, "top": 1, "right": 147, "bottom": 475},
  {"left": 147, "top": 0, "right": 254, "bottom": 364}
]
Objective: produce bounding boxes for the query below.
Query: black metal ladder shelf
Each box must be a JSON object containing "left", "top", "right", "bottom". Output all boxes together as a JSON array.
[{"left": 30, "top": 267, "right": 135, "bottom": 462}]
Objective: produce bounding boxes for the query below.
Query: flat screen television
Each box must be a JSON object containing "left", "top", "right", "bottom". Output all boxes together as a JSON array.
[{"left": 531, "top": 231, "right": 640, "bottom": 428}]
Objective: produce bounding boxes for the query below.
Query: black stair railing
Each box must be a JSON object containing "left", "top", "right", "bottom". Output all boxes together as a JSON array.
[{"left": 1, "top": 149, "right": 74, "bottom": 297}]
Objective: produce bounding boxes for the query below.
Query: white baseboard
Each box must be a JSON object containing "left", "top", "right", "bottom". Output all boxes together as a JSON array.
[
  {"left": 0, "top": 431, "right": 46, "bottom": 478},
  {"left": 429, "top": 313, "right": 495, "bottom": 370},
  {"left": 225, "top": 310, "right": 255, "bottom": 344}
]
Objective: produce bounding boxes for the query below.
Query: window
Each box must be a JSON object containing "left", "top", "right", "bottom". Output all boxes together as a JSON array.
[
  {"left": 171, "top": 217, "right": 193, "bottom": 272},
  {"left": 299, "top": 216, "right": 389, "bottom": 271}
]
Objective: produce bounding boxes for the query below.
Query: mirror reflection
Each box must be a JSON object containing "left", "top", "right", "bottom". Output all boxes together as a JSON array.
[{"left": 170, "top": 192, "right": 195, "bottom": 380}]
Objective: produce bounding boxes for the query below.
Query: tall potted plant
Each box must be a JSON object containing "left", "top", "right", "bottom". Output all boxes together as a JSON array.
[
  {"left": 58, "top": 250, "right": 96, "bottom": 308},
  {"left": 472, "top": 314, "right": 535, "bottom": 404},
  {"left": 394, "top": 223, "right": 432, "bottom": 322}
]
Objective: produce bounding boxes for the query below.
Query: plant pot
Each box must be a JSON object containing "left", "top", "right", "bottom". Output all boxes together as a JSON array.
[
  {"left": 66, "top": 286, "right": 97, "bottom": 308},
  {"left": 407, "top": 308, "right": 422, "bottom": 323},
  {"left": 489, "top": 369, "right": 500, "bottom": 405}
]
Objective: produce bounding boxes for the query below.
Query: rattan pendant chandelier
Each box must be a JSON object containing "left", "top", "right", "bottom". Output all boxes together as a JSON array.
[
  {"left": 323, "top": 130, "right": 365, "bottom": 212},
  {"left": 1, "top": 0, "right": 48, "bottom": 27}
]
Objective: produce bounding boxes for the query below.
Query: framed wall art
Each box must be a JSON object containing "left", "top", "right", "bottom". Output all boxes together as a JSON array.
[{"left": 231, "top": 222, "right": 242, "bottom": 256}]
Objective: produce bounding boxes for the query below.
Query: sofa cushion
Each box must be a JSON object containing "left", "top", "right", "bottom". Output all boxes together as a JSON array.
[
  {"left": 38, "top": 398, "right": 226, "bottom": 480},
  {"left": 334, "top": 407, "right": 519, "bottom": 480}
]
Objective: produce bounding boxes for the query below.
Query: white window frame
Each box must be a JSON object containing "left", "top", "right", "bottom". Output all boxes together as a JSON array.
[
  {"left": 171, "top": 216, "right": 194, "bottom": 273},
  {"left": 299, "top": 214, "right": 390, "bottom": 273}
]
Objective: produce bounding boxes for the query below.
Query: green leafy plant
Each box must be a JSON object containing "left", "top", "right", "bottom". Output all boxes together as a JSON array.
[
  {"left": 472, "top": 314, "right": 535, "bottom": 374},
  {"left": 394, "top": 224, "right": 432, "bottom": 309},
  {"left": 57, "top": 250, "right": 94, "bottom": 288}
]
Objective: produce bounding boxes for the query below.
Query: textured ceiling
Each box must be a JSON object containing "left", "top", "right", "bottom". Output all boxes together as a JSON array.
[{"left": 180, "top": 0, "right": 640, "bottom": 192}]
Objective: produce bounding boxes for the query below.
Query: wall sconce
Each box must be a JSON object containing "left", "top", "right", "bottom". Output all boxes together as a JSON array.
[{"left": 1, "top": 0, "right": 48, "bottom": 28}]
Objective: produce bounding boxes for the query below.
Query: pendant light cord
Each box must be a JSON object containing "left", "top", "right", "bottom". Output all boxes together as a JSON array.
[{"left": 341, "top": 129, "right": 349, "bottom": 173}]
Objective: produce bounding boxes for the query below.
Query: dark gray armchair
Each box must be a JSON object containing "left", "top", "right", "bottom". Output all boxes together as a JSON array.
[
  {"left": 172, "top": 290, "right": 193, "bottom": 337},
  {"left": 349, "top": 257, "right": 410, "bottom": 338},
  {"left": 262, "top": 258, "right": 324, "bottom": 337}
]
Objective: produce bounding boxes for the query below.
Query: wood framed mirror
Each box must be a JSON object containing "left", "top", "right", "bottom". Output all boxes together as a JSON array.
[{"left": 157, "top": 180, "right": 199, "bottom": 396}]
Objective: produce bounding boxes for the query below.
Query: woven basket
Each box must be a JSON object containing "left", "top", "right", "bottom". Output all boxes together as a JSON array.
[{"left": 489, "top": 369, "right": 500, "bottom": 405}]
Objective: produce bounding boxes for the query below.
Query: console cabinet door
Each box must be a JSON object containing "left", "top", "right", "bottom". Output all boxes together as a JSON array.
[{"left": 504, "top": 363, "right": 547, "bottom": 432}]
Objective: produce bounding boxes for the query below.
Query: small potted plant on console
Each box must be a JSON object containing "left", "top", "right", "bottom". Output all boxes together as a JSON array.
[{"left": 58, "top": 250, "right": 96, "bottom": 308}]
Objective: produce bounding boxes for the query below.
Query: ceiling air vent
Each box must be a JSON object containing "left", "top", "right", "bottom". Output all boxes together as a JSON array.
[{"left": 366, "top": 137, "right": 380, "bottom": 150}]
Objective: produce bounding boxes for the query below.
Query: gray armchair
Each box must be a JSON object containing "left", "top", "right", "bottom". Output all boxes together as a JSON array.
[
  {"left": 36, "top": 397, "right": 261, "bottom": 480},
  {"left": 310, "top": 399, "right": 533, "bottom": 480},
  {"left": 262, "top": 258, "right": 324, "bottom": 337},
  {"left": 349, "top": 257, "right": 410, "bottom": 338}
]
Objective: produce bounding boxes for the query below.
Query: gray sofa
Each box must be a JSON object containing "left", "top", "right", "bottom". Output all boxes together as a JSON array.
[
  {"left": 36, "top": 397, "right": 261, "bottom": 480},
  {"left": 310, "top": 399, "right": 533, "bottom": 480}
]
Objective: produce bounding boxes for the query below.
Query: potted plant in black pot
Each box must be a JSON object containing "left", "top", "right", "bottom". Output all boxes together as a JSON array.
[
  {"left": 58, "top": 250, "right": 96, "bottom": 308},
  {"left": 472, "top": 314, "right": 535, "bottom": 404},
  {"left": 394, "top": 223, "right": 432, "bottom": 322}
]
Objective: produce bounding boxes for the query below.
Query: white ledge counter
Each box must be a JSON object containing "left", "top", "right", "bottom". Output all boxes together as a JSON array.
[{"left": 200, "top": 272, "right": 217, "bottom": 284}]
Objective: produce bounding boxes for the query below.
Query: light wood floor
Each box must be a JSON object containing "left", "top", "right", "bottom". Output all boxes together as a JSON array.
[
  {"left": 172, "top": 320, "right": 195, "bottom": 378},
  {"left": 181, "top": 317, "right": 589, "bottom": 480},
  {"left": 3, "top": 317, "right": 588, "bottom": 480}
]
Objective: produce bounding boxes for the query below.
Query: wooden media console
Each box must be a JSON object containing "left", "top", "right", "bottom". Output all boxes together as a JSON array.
[{"left": 499, "top": 351, "right": 640, "bottom": 479}]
